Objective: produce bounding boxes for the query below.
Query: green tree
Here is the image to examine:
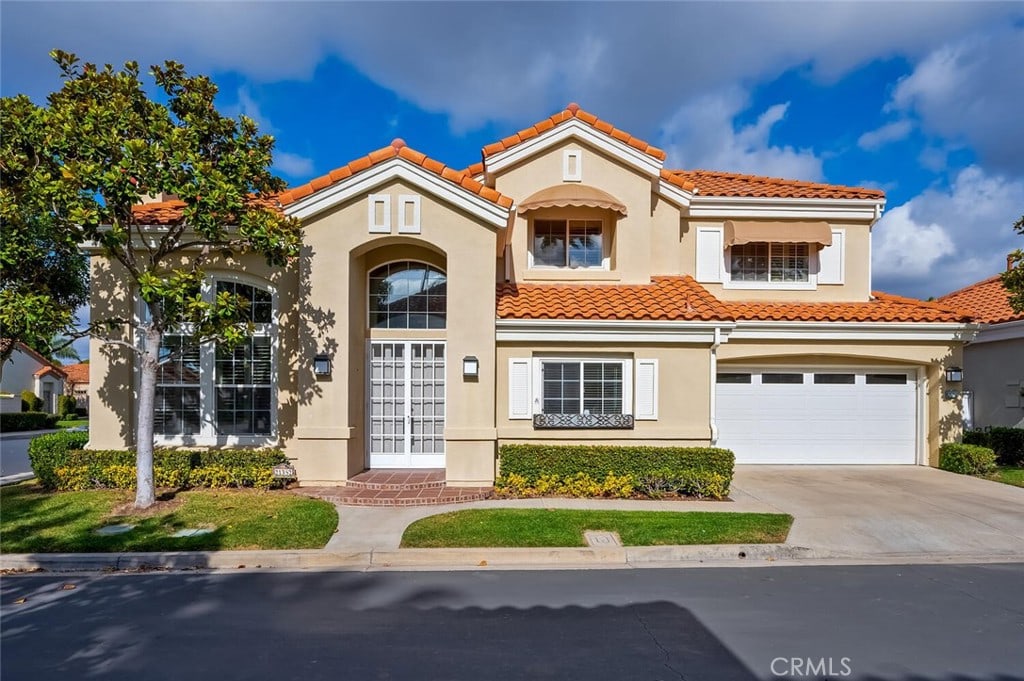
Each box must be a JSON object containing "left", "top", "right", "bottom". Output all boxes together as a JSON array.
[
  {"left": 1002, "top": 215, "right": 1024, "bottom": 313},
  {"left": 1, "top": 51, "right": 301, "bottom": 508},
  {"left": 0, "top": 209, "right": 89, "bottom": 375}
]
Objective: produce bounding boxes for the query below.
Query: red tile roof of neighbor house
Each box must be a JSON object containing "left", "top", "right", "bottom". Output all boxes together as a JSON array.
[
  {"left": 132, "top": 195, "right": 282, "bottom": 226},
  {"left": 481, "top": 103, "right": 669, "bottom": 161},
  {"left": 62, "top": 362, "right": 90, "bottom": 386},
  {"left": 938, "top": 274, "right": 1022, "bottom": 324},
  {"left": 496, "top": 277, "right": 969, "bottom": 323},
  {"left": 277, "top": 139, "right": 514, "bottom": 209},
  {"left": 668, "top": 170, "right": 886, "bottom": 201}
]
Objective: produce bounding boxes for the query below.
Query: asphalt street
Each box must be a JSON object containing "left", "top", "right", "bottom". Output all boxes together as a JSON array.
[{"left": 2, "top": 563, "right": 1022, "bottom": 681}]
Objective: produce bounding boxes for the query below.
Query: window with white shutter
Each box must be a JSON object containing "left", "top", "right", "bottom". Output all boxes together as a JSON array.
[
  {"left": 508, "top": 358, "right": 532, "bottom": 419},
  {"left": 695, "top": 227, "right": 724, "bottom": 282},
  {"left": 818, "top": 228, "right": 845, "bottom": 284},
  {"left": 634, "top": 359, "right": 658, "bottom": 420}
]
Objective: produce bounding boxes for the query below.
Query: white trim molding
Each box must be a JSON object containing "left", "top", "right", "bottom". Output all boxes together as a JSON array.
[
  {"left": 484, "top": 119, "right": 663, "bottom": 178},
  {"left": 657, "top": 179, "right": 696, "bottom": 208},
  {"left": 728, "top": 321, "right": 979, "bottom": 342},
  {"left": 496, "top": 319, "right": 734, "bottom": 344},
  {"left": 284, "top": 157, "right": 513, "bottom": 228},
  {"left": 689, "top": 195, "right": 885, "bottom": 222},
  {"left": 970, "top": 319, "right": 1024, "bottom": 345}
]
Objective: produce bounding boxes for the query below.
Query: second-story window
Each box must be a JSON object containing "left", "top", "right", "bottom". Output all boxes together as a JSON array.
[
  {"left": 730, "top": 242, "right": 809, "bottom": 283},
  {"left": 532, "top": 219, "right": 604, "bottom": 268}
]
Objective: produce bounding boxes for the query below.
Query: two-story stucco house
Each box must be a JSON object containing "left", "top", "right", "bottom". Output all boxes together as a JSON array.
[{"left": 87, "top": 104, "right": 974, "bottom": 486}]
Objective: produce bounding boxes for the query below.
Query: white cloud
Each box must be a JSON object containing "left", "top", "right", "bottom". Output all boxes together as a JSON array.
[
  {"left": 873, "top": 165, "right": 1024, "bottom": 298},
  {"left": 659, "top": 88, "right": 823, "bottom": 179},
  {"left": 888, "top": 25, "right": 1024, "bottom": 174},
  {"left": 273, "top": 151, "right": 315, "bottom": 179},
  {"left": 2, "top": 2, "right": 1019, "bottom": 135},
  {"left": 232, "top": 86, "right": 276, "bottom": 134},
  {"left": 857, "top": 120, "right": 913, "bottom": 151}
]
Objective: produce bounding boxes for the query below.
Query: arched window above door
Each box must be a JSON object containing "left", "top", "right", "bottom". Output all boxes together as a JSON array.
[{"left": 368, "top": 261, "right": 447, "bottom": 329}]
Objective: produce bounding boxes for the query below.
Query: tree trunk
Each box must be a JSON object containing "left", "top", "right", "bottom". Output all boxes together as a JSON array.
[{"left": 135, "top": 326, "right": 161, "bottom": 509}]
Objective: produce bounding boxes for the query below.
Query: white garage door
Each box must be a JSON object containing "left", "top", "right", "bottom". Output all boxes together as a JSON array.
[{"left": 715, "top": 368, "right": 918, "bottom": 464}]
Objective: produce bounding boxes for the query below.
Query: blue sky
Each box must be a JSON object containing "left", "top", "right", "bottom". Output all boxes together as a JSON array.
[{"left": 3, "top": 2, "right": 1023, "bottom": 358}]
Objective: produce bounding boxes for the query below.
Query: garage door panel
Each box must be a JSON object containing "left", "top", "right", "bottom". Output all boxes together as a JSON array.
[{"left": 716, "top": 368, "right": 917, "bottom": 465}]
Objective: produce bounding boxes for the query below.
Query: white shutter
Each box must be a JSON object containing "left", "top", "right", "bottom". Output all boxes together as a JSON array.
[
  {"left": 818, "top": 229, "right": 845, "bottom": 284},
  {"left": 634, "top": 359, "right": 658, "bottom": 420},
  {"left": 695, "top": 227, "right": 724, "bottom": 283},
  {"left": 508, "top": 358, "right": 532, "bottom": 419}
]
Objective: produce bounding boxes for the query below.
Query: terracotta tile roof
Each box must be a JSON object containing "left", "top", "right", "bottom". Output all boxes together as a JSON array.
[
  {"left": 938, "top": 275, "right": 1022, "bottom": 324},
  {"left": 481, "top": 103, "right": 667, "bottom": 162},
  {"left": 659, "top": 169, "right": 697, "bottom": 193},
  {"left": 278, "top": 139, "right": 514, "bottom": 209},
  {"left": 33, "top": 365, "right": 67, "bottom": 379},
  {"left": 464, "top": 161, "right": 484, "bottom": 177},
  {"left": 497, "top": 276, "right": 729, "bottom": 321},
  {"left": 670, "top": 169, "right": 885, "bottom": 200},
  {"left": 132, "top": 196, "right": 282, "bottom": 226},
  {"left": 62, "top": 362, "right": 90, "bottom": 386},
  {"left": 725, "top": 291, "right": 970, "bottom": 323},
  {"left": 496, "top": 278, "right": 968, "bottom": 323}
]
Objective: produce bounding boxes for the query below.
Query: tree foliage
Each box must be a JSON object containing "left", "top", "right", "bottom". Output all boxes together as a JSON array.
[
  {"left": 1002, "top": 215, "right": 1024, "bottom": 313},
  {"left": 1, "top": 51, "right": 302, "bottom": 507}
]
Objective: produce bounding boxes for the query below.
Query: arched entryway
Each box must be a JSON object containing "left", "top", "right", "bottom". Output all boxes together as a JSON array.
[{"left": 365, "top": 256, "right": 447, "bottom": 468}]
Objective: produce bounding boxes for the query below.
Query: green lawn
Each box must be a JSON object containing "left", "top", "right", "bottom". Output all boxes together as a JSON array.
[
  {"left": 0, "top": 484, "right": 337, "bottom": 553},
  {"left": 400, "top": 509, "right": 793, "bottom": 548},
  {"left": 56, "top": 417, "right": 88, "bottom": 429},
  {"left": 988, "top": 467, "right": 1024, "bottom": 488}
]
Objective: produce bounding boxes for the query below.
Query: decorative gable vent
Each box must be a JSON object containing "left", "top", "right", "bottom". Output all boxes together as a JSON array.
[{"left": 562, "top": 149, "right": 583, "bottom": 182}]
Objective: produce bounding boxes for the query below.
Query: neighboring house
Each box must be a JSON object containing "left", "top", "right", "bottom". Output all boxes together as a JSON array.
[
  {"left": 0, "top": 342, "right": 67, "bottom": 414},
  {"left": 62, "top": 362, "right": 90, "bottom": 412},
  {"left": 939, "top": 270, "right": 1024, "bottom": 428},
  {"left": 86, "top": 104, "right": 974, "bottom": 485}
]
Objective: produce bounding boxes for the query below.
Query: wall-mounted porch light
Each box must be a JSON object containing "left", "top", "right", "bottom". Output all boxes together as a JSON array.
[
  {"left": 462, "top": 356, "right": 479, "bottom": 379},
  {"left": 945, "top": 366, "right": 963, "bottom": 384},
  {"left": 313, "top": 353, "right": 332, "bottom": 378}
]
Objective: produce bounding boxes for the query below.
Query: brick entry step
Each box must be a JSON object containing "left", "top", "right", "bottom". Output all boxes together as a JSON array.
[{"left": 296, "top": 469, "right": 493, "bottom": 507}]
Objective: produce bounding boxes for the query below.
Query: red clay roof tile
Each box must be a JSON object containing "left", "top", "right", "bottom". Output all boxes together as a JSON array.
[
  {"left": 938, "top": 274, "right": 1022, "bottom": 324},
  {"left": 670, "top": 169, "right": 885, "bottom": 201},
  {"left": 276, "top": 140, "right": 514, "bottom": 209},
  {"left": 496, "top": 277, "right": 968, "bottom": 323},
  {"left": 481, "top": 103, "right": 668, "bottom": 162}
]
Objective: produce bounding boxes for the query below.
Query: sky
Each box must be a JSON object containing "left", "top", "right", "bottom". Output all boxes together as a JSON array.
[{"left": 3, "top": 1, "right": 1023, "bottom": 359}]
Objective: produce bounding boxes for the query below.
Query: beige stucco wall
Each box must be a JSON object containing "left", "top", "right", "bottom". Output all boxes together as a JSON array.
[
  {"left": 289, "top": 178, "right": 501, "bottom": 485},
  {"left": 495, "top": 139, "right": 676, "bottom": 285},
  {"left": 495, "top": 342, "right": 713, "bottom": 446},
  {"left": 86, "top": 253, "right": 299, "bottom": 451},
  {"left": 717, "top": 340, "right": 965, "bottom": 465},
  {"left": 691, "top": 221, "right": 874, "bottom": 301},
  {"left": 963, "top": 336, "right": 1024, "bottom": 428}
]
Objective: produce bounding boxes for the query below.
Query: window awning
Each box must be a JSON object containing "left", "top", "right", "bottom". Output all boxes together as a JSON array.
[
  {"left": 518, "top": 184, "right": 628, "bottom": 216},
  {"left": 724, "top": 220, "right": 833, "bottom": 248}
]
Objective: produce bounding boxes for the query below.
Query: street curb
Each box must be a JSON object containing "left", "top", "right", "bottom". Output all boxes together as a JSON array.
[{"left": 3, "top": 546, "right": 1021, "bottom": 574}]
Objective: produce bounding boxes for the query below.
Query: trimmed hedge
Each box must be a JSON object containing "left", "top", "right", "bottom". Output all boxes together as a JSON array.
[
  {"left": 939, "top": 443, "right": 997, "bottom": 476},
  {"left": 20, "top": 390, "right": 42, "bottom": 412},
  {"left": 963, "top": 427, "right": 1024, "bottom": 466},
  {"left": 27, "top": 431, "right": 293, "bottom": 491},
  {"left": 57, "top": 395, "right": 77, "bottom": 419},
  {"left": 497, "top": 444, "right": 735, "bottom": 498},
  {"left": 1, "top": 412, "right": 59, "bottom": 433}
]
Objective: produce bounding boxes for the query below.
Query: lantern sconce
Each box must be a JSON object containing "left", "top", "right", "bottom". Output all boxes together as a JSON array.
[
  {"left": 313, "top": 353, "right": 332, "bottom": 378},
  {"left": 945, "top": 366, "right": 963, "bottom": 384},
  {"left": 462, "top": 355, "right": 479, "bottom": 380}
]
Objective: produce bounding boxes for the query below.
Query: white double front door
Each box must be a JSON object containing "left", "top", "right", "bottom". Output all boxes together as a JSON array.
[{"left": 367, "top": 341, "right": 446, "bottom": 468}]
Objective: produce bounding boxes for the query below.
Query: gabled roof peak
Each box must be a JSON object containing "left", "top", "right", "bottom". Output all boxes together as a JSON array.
[{"left": 481, "top": 104, "right": 668, "bottom": 162}]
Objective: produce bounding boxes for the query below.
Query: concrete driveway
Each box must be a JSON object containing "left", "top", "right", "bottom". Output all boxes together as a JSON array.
[{"left": 731, "top": 466, "right": 1024, "bottom": 558}]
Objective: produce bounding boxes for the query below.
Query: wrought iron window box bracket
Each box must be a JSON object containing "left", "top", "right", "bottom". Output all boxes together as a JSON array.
[{"left": 533, "top": 413, "right": 635, "bottom": 430}]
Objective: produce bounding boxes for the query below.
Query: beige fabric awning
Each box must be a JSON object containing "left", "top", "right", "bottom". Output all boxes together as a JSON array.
[
  {"left": 724, "top": 220, "right": 832, "bottom": 248},
  {"left": 518, "top": 184, "right": 628, "bottom": 216}
]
